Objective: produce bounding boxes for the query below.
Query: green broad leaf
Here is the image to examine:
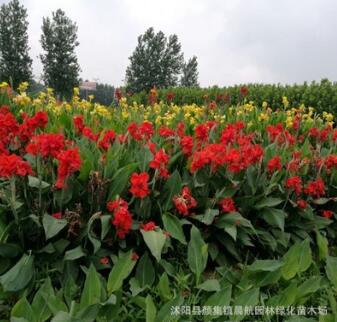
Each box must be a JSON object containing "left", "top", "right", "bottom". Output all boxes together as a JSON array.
[
  {"left": 50, "top": 312, "right": 71, "bottom": 322},
  {"left": 80, "top": 264, "right": 102, "bottom": 309},
  {"left": 157, "top": 272, "right": 172, "bottom": 301},
  {"left": 297, "top": 276, "right": 322, "bottom": 299},
  {"left": 246, "top": 166, "right": 257, "bottom": 195},
  {"left": 42, "top": 292, "right": 68, "bottom": 316},
  {"left": 312, "top": 198, "right": 330, "bottom": 205},
  {"left": 11, "top": 297, "right": 37, "bottom": 322},
  {"left": 196, "top": 279, "right": 220, "bottom": 292},
  {"left": 282, "top": 239, "right": 312, "bottom": 280},
  {"left": 204, "top": 285, "right": 232, "bottom": 321},
  {"left": 0, "top": 243, "right": 21, "bottom": 258},
  {"left": 279, "top": 281, "right": 298, "bottom": 306},
  {"left": 260, "top": 208, "right": 286, "bottom": 231},
  {"left": 187, "top": 226, "right": 208, "bottom": 283},
  {"left": 108, "top": 163, "right": 138, "bottom": 200},
  {"left": 162, "top": 213, "right": 186, "bottom": 244},
  {"left": 64, "top": 246, "right": 85, "bottom": 261},
  {"left": 160, "top": 170, "right": 182, "bottom": 211},
  {"left": 32, "top": 277, "right": 54, "bottom": 322},
  {"left": 255, "top": 197, "right": 283, "bottom": 209},
  {"left": 247, "top": 259, "right": 284, "bottom": 272},
  {"left": 54, "top": 185, "right": 73, "bottom": 207},
  {"left": 215, "top": 212, "right": 253, "bottom": 229},
  {"left": 129, "top": 277, "right": 144, "bottom": 297},
  {"left": 74, "top": 303, "right": 100, "bottom": 321},
  {"left": 318, "top": 315, "right": 335, "bottom": 322},
  {"left": 224, "top": 225, "right": 237, "bottom": 241},
  {"left": 63, "top": 276, "right": 79, "bottom": 308},
  {"left": 251, "top": 270, "right": 282, "bottom": 287},
  {"left": 87, "top": 213, "right": 101, "bottom": 254},
  {"left": 316, "top": 231, "right": 328, "bottom": 261},
  {"left": 160, "top": 259, "right": 176, "bottom": 277},
  {"left": 78, "top": 159, "right": 92, "bottom": 182},
  {"left": 107, "top": 251, "right": 136, "bottom": 294},
  {"left": 297, "top": 238, "right": 312, "bottom": 273},
  {"left": 28, "top": 176, "right": 50, "bottom": 189},
  {"left": 146, "top": 295, "right": 157, "bottom": 322},
  {"left": 154, "top": 296, "right": 183, "bottom": 322},
  {"left": 43, "top": 214, "right": 67, "bottom": 240},
  {"left": 100, "top": 215, "right": 111, "bottom": 240},
  {"left": 0, "top": 253, "right": 34, "bottom": 292},
  {"left": 234, "top": 287, "right": 259, "bottom": 307},
  {"left": 326, "top": 256, "right": 337, "bottom": 289},
  {"left": 138, "top": 147, "right": 153, "bottom": 172},
  {"left": 233, "top": 288, "right": 259, "bottom": 321},
  {"left": 141, "top": 229, "right": 167, "bottom": 262},
  {"left": 136, "top": 252, "right": 155, "bottom": 288},
  {"left": 194, "top": 208, "right": 219, "bottom": 225}
]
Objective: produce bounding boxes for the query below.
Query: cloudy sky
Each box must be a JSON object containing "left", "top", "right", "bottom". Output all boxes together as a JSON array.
[{"left": 2, "top": 0, "right": 337, "bottom": 87}]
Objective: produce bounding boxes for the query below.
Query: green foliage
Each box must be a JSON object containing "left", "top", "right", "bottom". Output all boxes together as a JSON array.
[
  {"left": 125, "top": 27, "right": 184, "bottom": 92},
  {"left": 40, "top": 9, "right": 80, "bottom": 99},
  {"left": 129, "top": 78, "right": 337, "bottom": 115},
  {"left": 180, "top": 56, "right": 199, "bottom": 87},
  {"left": 0, "top": 0, "right": 32, "bottom": 88}
]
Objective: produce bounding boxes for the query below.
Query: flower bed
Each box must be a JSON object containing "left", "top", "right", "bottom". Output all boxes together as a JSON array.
[{"left": 0, "top": 85, "right": 336, "bottom": 321}]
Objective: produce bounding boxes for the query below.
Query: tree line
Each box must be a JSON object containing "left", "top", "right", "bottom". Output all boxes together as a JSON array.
[{"left": 0, "top": 0, "right": 199, "bottom": 100}]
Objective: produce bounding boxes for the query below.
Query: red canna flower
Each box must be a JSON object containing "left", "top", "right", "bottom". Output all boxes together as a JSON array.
[
  {"left": 304, "top": 178, "right": 325, "bottom": 199},
  {"left": 115, "top": 88, "right": 122, "bottom": 101},
  {"left": 148, "top": 87, "right": 158, "bottom": 105},
  {"left": 296, "top": 199, "right": 308, "bottom": 209},
  {"left": 73, "top": 115, "right": 85, "bottom": 133},
  {"left": 166, "top": 91, "right": 174, "bottom": 102},
  {"left": 322, "top": 210, "right": 333, "bottom": 219},
  {"left": 208, "top": 100, "right": 217, "bottom": 109},
  {"left": 285, "top": 176, "right": 302, "bottom": 195},
  {"left": 158, "top": 125, "right": 175, "bottom": 138},
  {"left": 240, "top": 86, "right": 249, "bottom": 96},
  {"left": 139, "top": 121, "right": 154, "bottom": 141},
  {"left": 267, "top": 156, "right": 282, "bottom": 172},
  {"left": 309, "top": 127, "right": 319, "bottom": 138},
  {"left": 0, "top": 154, "right": 33, "bottom": 178},
  {"left": 176, "top": 122, "right": 185, "bottom": 138},
  {"left": 149, "top": 149, "right": 169, "bottom": 179},
  {"left": 55, "top": 148, "right": 82, "bottom": 189},
  {"left": 107, "top": 197, "right": 128, "bottom": 212},
  {"left": 111, "top": 206, "right": 133, "bottom": 238},
  {"left": 219, "top": 197, "right": 236, "bottom": 213},
  {"left": 82, "top": 127, "right": 99, "bottom": 142},
  {"left": 131, "top": 252, "right": 139, "bottom": 261},
  {"left": 129, "top": 172, "right": 150, "bottom": 198},
  {"left": 325, "top": 155, "right": 337, "bottom": 171},
  {"left": 26, "top": 133, "right": 65, "bottom": 158},
  {"left": 52, "top": 212, "right": 62, "bottom": 219},
  {"left": 173, "top": 187, "right": 197, "bottom": 216},
  {"left": 140, "top": 221, "right": 156, "bottom": 231},
  {"left": 180, "top": 136, "right": 194, "bottom": 156},
  {"left": 128, "top": 122, "right": 142, "bottom": 141},
  {"left": 98, "top": 130, "right": 116, "bottom": 150},
  {"left": 100, "top": 257, "right": 110, "bottom": 265}
]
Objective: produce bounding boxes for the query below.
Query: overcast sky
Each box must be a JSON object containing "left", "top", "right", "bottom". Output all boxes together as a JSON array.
[{"left": 2, "top": 0, "right": 337, "bottom": 87}]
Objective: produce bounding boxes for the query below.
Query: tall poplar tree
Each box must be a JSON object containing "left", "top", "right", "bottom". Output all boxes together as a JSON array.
[
  {"left": 180, "top": 56, "right": 199, "bottom": 87},
  {"left": 0, "top": 0, "right": 32, "bottom": 88},
  {"left": 125, "top": 27, "right": 184, "bottom": 93},
  {"left": 40, "top": 9, "right": 80, "bottom": 98}
]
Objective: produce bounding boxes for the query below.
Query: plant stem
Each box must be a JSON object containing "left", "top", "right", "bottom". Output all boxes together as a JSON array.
[{"left": 10, "top": 178, "right": 24, "bottom": 248}]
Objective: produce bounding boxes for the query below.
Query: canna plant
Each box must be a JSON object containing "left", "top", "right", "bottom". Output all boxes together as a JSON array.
[{"left": 0, "top": 84, "right": 337, "bottom": 320}]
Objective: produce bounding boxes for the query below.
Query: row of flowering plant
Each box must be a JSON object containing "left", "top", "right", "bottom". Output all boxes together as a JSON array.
[{"left": 0, "top": 84, "right": 337, "bottom": 320}]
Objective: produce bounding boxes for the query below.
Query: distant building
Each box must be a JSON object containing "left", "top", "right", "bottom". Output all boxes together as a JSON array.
[{"left": 79, "top": 81, "right": 97, "bottom": 91}]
